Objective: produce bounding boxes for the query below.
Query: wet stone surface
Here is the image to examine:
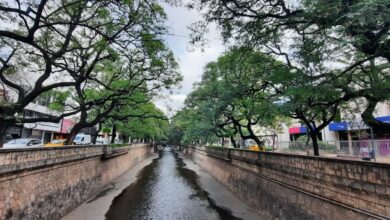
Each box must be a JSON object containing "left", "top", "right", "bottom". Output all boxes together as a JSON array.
[{"left": 105, "top": 147, "right": 240, "bottom": 220}]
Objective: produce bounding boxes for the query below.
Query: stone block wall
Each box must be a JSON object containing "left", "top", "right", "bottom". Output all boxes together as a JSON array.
[
  {"left": 0, "top": 144, "right": 153, "bottom": 220},
  {"left": 184, "top": 147, "right": 390, "bottom": 220}
]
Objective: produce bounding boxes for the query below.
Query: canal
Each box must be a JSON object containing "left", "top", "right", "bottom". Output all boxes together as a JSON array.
[{"left": 105, "top": 147, "right": 239, "bottom": 220}]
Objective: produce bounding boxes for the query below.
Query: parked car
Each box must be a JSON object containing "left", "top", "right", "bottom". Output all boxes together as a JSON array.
[
  {"left": 3, "top": 138, "right": 43, "bottom": 149},
  {"left": 96, "top": 137, "right": 109, "bottom": 145},
  {"left": 73, "top": 133, "right": 92, "bottom": 145},
  {"left": 45, "top": 139, "right": 66, "bottom": 147}
]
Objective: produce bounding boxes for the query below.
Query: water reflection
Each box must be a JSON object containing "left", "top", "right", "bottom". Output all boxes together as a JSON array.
[{"left": 105, "top": 147, "right": 239, "bottom": 220}]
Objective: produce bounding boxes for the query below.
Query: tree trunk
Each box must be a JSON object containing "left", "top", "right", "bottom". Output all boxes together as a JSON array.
[
  {"left": 310, "top": 133, "right": 320, "bottom": 156},
  {"left": 92, "top": 122, "right": 102, "bottom": 144},
  {"left": 0, "top": 121, "right": 11, "bottom": 148},
  {"left": 91, "top": 130, "right": 98, "bottom": 145},
  {"left": 247, "top": 125, "right": 262, "bottom": 147},
  {"left": 362, "top": 98, "right": 390, "bottom": 132},
  {"left": 66, "top": 123, "right": 84, "bottom": 145},
  {"left": 272, "top": 134, "right": 276, "bottom": 152},
  {"left": 111, "top": 124, "right": 117, "bottom": 144},
  {"left": 123, "top": 135, "right": 129, "bottom": 144},
  {"left": 230, "top": 136, "right": 237, "bottom": 148}
]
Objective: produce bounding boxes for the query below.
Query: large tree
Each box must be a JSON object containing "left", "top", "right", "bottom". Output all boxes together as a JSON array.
[
  {"left": 0, "top": 0, "right": 180, "bottom": 146},
  {"left": 169, "top": 108, "right": 219, "bottom": 146},
  {"left": 192, "top": 0, "right": 389, "bottom": 60},
  {"left": 64, "top": 36, "right": 180, "bottom": 144},
  {"left": 106, "top": 101, "right": 169, "bottom": 144},
  {"left": 188, "top": 0, "right": 390, "bottom": 156},
  {"left": 181, "top": 48, "right": 288, "bottom": 148}
]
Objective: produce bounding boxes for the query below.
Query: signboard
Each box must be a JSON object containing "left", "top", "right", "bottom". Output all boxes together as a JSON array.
[
  {"left": 289, "top": 127, "right": 307, "bottom": 134},
  {"left": 329, "top": 122, "right": 348, "bottom": 131},
  {"left": 60, "top": 119, "right": 75, "bottom": 134},
  {"left": 329, "top": 116, "right": 390, "bottom": 132}
]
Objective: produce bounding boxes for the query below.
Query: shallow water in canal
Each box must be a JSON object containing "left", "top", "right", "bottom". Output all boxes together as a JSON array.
[{"left": 105, "top": 147, "right": 239, "bottom": 220}]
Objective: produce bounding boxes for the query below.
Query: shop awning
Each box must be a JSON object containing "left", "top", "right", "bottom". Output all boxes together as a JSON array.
[
  {"left": 289, "top": 127, "right": 307, "bottom": 134},
  {"left": 329, "top": 122, "right": 348, "bottom": 131},
  {"left": 375, "top": 116, "right": 390, "bottom": 124}
]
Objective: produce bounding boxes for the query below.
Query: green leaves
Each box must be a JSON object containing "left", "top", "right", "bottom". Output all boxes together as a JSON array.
[
  {"left": 112, "top": 101, "right": 168, "bottom": 141},
  {"left": 173, "top": 47, "right": 291, "bottom": 145},
  {"left": 37, "top": 90, "right": 70, "bottom": 112},
  {"left": 96, "top": 8, "right": 110, "bottom": 19}
]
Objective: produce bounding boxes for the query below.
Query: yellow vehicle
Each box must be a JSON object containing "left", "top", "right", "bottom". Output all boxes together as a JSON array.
[
  {"left": 248, "top": 145, "right": 266, "bottom": 151},
  {"left": 45, "top": 139, "right": 66, "bottom": 147}
]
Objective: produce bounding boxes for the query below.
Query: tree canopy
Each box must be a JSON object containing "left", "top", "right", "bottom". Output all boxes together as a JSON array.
[
  {"left": 0, "top": 0, "right": 181, "bottom": 145},
  {"left": 183, "top": 0, "right": 390, "bottom": 155},
  {"left": 172, "top": 48, "right": 289, "bottom": 148}
]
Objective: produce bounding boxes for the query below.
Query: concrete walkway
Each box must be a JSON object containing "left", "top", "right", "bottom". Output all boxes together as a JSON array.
[
  {"left": 180, "top": 154, "right": 268, "bottom": 220},
  {"left": 62, "top": 155, "right": 158, "bottom": 220}
]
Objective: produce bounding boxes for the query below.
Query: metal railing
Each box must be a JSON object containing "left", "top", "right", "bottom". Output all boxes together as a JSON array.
[{"left": 272, "top": 140, "right": 390, "bottom": 162}]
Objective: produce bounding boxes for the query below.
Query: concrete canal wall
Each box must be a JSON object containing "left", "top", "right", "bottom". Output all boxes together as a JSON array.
[
  {"left": 0, "top": 144, "right": 154, "bottom": 220},
  {"left": 183, "top": 147, "right": 390, "bottom": 219}
]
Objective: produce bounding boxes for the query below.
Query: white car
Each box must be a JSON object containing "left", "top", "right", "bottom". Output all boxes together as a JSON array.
[{"left": 3, "top": 138, "right": 43, "bottom": 149}]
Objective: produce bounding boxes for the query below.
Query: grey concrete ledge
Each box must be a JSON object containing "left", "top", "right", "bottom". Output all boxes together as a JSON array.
[
  {"left": 0, "top": 145, "right": 152, "bottom": 176},
  {"left": 195, "top": 147, "right": 390, "bottom": 168}
]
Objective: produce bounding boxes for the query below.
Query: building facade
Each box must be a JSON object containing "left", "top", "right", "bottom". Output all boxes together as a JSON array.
[{"left": 3, "top": 91, "right": 75, "bottom": 143}]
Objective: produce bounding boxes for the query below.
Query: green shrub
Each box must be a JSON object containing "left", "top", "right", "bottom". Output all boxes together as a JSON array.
[
  {"left": 110, "top": 143, "right": 128, "bottom": 148},
  {"left": 318, "top": 142, "right": 337, "bottom": 153}
]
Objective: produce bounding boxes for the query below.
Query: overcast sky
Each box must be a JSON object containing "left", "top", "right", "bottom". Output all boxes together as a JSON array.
[{"left": 154, "top": 3, "right": 225, "bottom": 117}]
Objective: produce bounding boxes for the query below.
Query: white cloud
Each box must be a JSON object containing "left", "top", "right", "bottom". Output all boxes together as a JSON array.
[{"left": 154, "top": 3, "right": 225, "bottom": 116}]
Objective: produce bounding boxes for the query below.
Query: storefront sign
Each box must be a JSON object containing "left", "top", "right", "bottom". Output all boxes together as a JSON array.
[
  {"left": 288, "top": 127, "right": 307, "bottom": 134},
  {"left": 329, "top": 122, "right": 348, "bottom": 131}
]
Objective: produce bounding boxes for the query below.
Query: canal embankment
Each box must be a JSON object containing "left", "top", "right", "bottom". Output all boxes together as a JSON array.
[
  {"left": 62, "top": 154, "right": 158, "bottom": 220},
  {"left": 183, "top": 147, "right": 390, "bottom": 220},
  {"left": 179, "top": 152, "right": 268, "bottom": 220},
  {"left": 0, "top": 144, "right": 154, "bottom": 219},
  {"left": 63, "top": 147, "right": 263, "bottom": 220}
]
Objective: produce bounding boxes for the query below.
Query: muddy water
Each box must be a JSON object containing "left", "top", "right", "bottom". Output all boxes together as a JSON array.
[{"left": 105, "top": 147, "right": 240, "bottom": 220}]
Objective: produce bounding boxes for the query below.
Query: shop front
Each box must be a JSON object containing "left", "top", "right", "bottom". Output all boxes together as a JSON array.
[
  {"left": 328, "top": 116, "right": 390, "bottom": 160},
  {"left": 288, "top": 126, "right": 323, "bottom": 141},
  {"left": 288, "top": 126, "right": 307, "bottom": 141},
  {"left": 22, "top": 121, "right": 62, "bottom": 144}
]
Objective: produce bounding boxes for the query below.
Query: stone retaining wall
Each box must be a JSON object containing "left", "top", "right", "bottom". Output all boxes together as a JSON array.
[
  {"left": 184, "top": 147, "right": 390, "bottom": 220},
  {"left": 0, "top": 144, "right": 153, "bottom": 220}
]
